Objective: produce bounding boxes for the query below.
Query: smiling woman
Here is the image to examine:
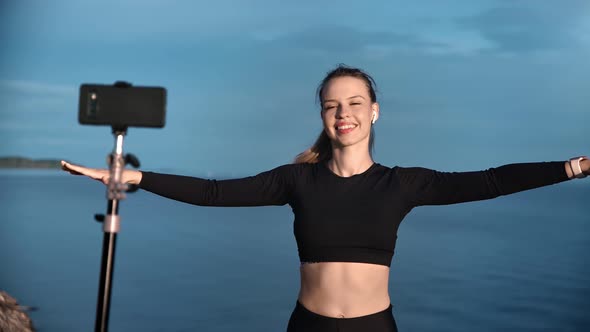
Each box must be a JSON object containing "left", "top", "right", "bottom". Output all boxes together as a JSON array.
[
  {"left": 60, "top": 64, "right": 589, "bottom": 332},
  {"left": 295, "top": 66, "right": 379, "bottom": 165}
]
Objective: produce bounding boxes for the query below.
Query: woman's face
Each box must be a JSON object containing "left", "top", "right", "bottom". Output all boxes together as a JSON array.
[{"left": 320, "top": 76, "right": 378, "bottom": 150}]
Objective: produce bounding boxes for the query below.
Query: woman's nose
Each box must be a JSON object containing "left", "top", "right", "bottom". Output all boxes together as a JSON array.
[{"left": 335, "top": 105, "right": 350, "bottom": 118}]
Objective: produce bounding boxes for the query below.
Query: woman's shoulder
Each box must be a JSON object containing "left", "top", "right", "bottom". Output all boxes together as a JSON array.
[
  {"left": 373, "top": 162, "right": 436, "bottom": 181},
  {"left": 374, "top": 162, "right": 421, "bottom": 172},
  {"left": 262, "top": 162, "right": 318, "bottom": 177},
  {"left": 272, "top": 162, "right": 316, "bottom": 171}
]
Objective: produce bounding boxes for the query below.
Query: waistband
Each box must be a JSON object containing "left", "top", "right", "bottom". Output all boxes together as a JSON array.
[{"left": 295, "top": 300, "right": 393, "bottom": 321}]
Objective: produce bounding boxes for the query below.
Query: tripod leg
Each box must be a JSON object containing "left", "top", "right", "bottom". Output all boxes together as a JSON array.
[{"left": 95, "top": 232, "right": 117, "bottom": 332}]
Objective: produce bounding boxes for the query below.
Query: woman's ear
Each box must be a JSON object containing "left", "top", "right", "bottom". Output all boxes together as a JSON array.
[{"left": 371, "top": 103, "right": 380, "bottom": 123}]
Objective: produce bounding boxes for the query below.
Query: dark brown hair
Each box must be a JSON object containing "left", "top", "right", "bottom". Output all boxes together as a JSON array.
[{"left": 294, "top": 64, "right": 378, "bottom": 164}]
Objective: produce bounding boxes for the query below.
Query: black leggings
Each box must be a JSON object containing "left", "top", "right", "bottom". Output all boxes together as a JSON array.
[{"left": 286, "top": 300, "right": 398, "bottom": 332}]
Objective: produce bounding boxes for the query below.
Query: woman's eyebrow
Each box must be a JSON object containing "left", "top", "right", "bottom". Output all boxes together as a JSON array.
[
  {"left": 348, "top": 95, "right": 365, "bottom": 100},
  {"left": 323, "top": 95, "right": 366, "bottom": 103}
]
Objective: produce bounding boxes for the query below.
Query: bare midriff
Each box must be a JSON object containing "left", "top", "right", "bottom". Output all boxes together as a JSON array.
[{"left": 298, "top": 261, "right": 391, "bottom": 318}]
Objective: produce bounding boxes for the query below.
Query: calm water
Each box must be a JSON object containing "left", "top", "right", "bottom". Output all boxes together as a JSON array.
[{"left": 1, "top": 171, "right": 589, "bottom": 331}]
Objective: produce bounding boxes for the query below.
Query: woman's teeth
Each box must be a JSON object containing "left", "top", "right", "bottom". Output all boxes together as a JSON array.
[{"left": 337, "top": 124, "right": 356, "bottom": 130}]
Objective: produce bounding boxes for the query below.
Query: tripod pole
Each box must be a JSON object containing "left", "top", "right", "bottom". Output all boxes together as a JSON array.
[{"left": 95, "top": 129, "right": 128, "bottom": 332}]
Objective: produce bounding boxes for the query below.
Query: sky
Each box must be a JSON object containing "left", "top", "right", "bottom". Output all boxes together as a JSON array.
[{"left": 1, "top": 0, "right": 589, "bottom": 176}]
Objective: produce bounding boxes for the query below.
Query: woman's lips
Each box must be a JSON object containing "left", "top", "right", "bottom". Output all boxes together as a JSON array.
[{"left": 336, "top": 123, "right": 357, "bottom": 134}]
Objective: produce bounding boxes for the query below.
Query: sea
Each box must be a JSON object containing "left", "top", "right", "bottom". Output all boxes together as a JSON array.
[{"left": 1, "top": 170, "right": 589, "bottom": 332}]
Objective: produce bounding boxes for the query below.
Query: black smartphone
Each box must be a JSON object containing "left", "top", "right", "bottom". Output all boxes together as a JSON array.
[{"left": 78, "top": 83, "right": 166, "bottom": 128}]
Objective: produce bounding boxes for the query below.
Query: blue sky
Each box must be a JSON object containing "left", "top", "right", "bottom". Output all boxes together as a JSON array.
[{"left": 1, "top": 0, "right": 589, "bottom": 176}]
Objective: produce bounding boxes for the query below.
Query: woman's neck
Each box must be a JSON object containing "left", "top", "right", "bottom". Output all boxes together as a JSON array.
[{"left": 328, "top": 147, "right": 374, "bottom": 177}]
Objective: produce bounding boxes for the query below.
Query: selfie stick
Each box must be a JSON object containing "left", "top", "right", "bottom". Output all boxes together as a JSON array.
[{"left": 94, "top": 126, "right": 140, "bottom": 332}]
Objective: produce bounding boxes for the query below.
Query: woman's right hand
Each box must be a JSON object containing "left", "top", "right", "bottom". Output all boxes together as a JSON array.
[{"left": 61, "top": 160, "right": 142, "bottom": 185}]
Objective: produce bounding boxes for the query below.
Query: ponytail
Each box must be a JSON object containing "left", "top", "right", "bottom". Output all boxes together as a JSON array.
[{"left": 294, "top": 130, "right": 332, "bottom": 164}]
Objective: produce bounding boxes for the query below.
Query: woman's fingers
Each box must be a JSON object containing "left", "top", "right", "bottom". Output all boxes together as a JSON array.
[
  {"left": 61, "top": 161, "right": 83, "bottom": 175},
  {"left": 60, "top": 161, "right": 89, "bottom": 176},
  {"left": 61, "top": 160, "right": 109, "bottom": 184}
]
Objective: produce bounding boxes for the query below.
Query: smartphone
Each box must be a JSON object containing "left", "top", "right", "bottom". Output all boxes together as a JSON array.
[{"left": 78, "top": 83, "right": 166, "bottom": 128}]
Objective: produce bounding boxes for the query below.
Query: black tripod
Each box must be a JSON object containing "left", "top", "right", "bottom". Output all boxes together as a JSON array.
[{"left": 93, "top": 127, "right": 140, "bottom": 332}]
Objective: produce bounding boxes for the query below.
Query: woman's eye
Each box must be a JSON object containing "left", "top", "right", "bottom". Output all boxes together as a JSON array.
[
  {"left": 324, "top": 106, "right": 335, "bottom": 110},
  {"left": 351, "top": 102, "right": 361, "bottom": 106}
]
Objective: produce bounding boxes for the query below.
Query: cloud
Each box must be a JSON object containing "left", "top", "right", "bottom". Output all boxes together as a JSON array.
[
  {"left": 456, "top": 4, "right": 590, "bottom": 53},
  {"left": 0, "top": 80, "right": 76, "bottom": 116},
  {"left": 0, "top": 1, "right": 328, "bottom": 44},
  {"left": 0, "top": 80, "right": 76, "bottom": 96},
  {"left": 261, "top": 25, "right": 445, "bottom": 57}
]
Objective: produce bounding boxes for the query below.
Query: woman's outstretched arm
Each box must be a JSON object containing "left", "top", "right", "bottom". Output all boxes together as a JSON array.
[
  {"left": 396, "top": 159, "right": 589, "bottom": 207},
  {"left": 61, "top": 160, "right": 295, "bottom": 207},
  {"left": 138, "top": 166, "right": 295, "bottom": 207}
]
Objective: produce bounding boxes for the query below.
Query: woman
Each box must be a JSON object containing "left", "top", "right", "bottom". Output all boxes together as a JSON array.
[{"left": 62, "top": 65, "right": 589, "bottom": 332}]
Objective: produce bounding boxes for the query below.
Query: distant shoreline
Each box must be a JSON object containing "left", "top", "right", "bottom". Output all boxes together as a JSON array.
[{"left": 0, "top": 157, "right": 62, "bottom": 169}]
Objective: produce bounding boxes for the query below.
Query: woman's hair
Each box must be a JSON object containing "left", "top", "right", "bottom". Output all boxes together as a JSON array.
[{"left": 294, "top": 64, "right": 378, "bottom": 164}]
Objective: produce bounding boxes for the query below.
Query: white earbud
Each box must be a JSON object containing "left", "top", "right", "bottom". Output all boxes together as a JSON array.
[{"left": 371, "top": 111, "right": 377, "bottom": 124}]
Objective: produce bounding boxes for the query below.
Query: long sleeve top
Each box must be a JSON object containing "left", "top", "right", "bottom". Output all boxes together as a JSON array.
[{"left": 139, "top": 161, "right": 570, "bottom": 267}]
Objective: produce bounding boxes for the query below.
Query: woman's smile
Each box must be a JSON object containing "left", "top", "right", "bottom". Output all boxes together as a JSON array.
[{"left": 336, "top": 122, "right": 358, "bottom": 135}]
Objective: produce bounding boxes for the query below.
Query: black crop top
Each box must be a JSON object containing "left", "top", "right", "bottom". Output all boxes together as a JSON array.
[{"left": 139, "top": 161, "right": 569, "bottom": 267}]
